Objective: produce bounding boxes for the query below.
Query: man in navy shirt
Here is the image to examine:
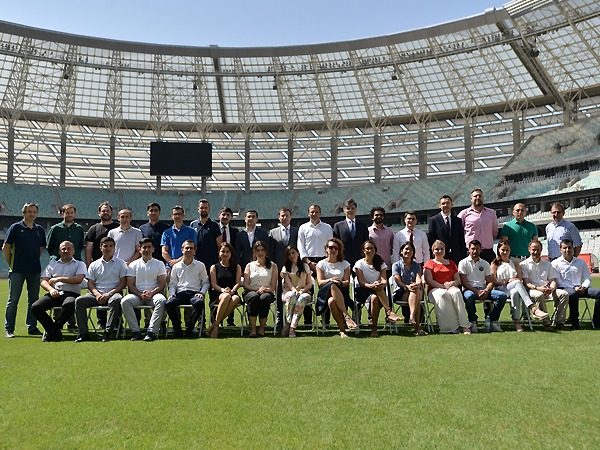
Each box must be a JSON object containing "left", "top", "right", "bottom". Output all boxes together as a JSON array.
[
  {"left": 3, "top": 203, "right": 47, "bottom": 338},
  {"left": 190, "top": 199, "right": 222, "bottom": 270},
  {"left": 139, "top": 202, "right": 170, "bottom": 264}
]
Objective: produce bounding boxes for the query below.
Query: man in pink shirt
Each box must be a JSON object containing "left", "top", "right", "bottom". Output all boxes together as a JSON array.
[
  {"left": 457, "top": 189, "right": 498, "bottom": 263},
  {"left": 367, "top": 207, "right": 394, "bottom": 277}
]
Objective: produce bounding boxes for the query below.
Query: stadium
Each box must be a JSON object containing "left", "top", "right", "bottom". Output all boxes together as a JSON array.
[{"left": 1, "top": 0, "right": 600, "bottom": 448}]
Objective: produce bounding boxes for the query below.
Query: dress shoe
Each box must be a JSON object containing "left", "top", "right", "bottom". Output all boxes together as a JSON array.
[
  {"left": 143, "top": 332, "right": 157, "bottom": 342},
  {"left": 5, "top": 331, "right": 15, "bottom": 338},
  {"left": 75, "top": 334, "right": 90, "bottom": 343},
  {"left": 28, "top": 328, "right": 42, "bottom": 336},
  {"left": 130, "top": 331, "right": 143, "bottom": 341}
]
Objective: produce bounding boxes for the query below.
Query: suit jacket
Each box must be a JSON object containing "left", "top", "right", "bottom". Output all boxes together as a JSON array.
[
  {"left": 269, "top": 226, "right": 299, "bottom": 270},
  {"left": 427, "top": 212, "right": 467, "bottom": 264},
  {"left": 333, "top": 219, "right": 370, "bottom": 267},
  {"left": 220, "top": 224, "right": 239, "bottom": 250},
  {"left": 235, "top": 227, "right": 270, "bottom": 270}
]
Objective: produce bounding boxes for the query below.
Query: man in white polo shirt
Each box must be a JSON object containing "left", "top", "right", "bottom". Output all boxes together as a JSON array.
[
  {"left": 521, "top": 240, "right": 569, "bottom": 331},
  {"left": 108, "top": 208, "right": 143, "bottom": 266},
  {"left": 121, "top": 238, "right": 167, "bottom": 341}
]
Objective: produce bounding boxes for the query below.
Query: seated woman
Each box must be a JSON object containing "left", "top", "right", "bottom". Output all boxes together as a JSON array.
[
  {"left": 491, "top": 241, "right": 549, "bottom": 332},
  {"left": 424, "top": 240, "right": 471, "bottom": 334},
  {"left": 207, "top": 242, "right": 242, "bottom": 338},
  {"left": 391, "top": 242, "right": 427, "bottom": 336},
  {"left": 354, "top": 240, "right": 401, "bottom": 337},
  {"left": 281, "top": 245, "right": 313, "bottom": 338},
  {"left": 315, "top": 237, "right": 357, "bottom": 338},
  {"left": 242, "top": 241, "right": 278, "bottom": 338}
]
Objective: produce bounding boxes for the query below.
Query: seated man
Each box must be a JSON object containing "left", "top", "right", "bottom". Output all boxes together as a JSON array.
[
  {"left": 458, "top": 239, "right": 507, "bottom": 333},
  {"left": 521, "top": 240, "right": 569, "bottom": 331},
  {"left": 165, "top": 240, "right": 210, "bottom": 338},
  {"left": 31, "top": 241, "right": 87, "bottom": 342},
  {"left": 552, "top": 239, "right": 600, "bottom": 330},
  {"left": 74, "top": 237, "right": 128, "bottom": 342},
  {"left": 121, "top": 238, "right": 167, "bottom": 341}
]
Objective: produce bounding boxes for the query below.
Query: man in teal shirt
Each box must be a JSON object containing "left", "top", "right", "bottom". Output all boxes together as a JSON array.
[
  {"left": 500, "top": 203, "right": 538, "bottom": 259},
  {"left": 47, "top": 204, "right": 85, "bottom": 262}
]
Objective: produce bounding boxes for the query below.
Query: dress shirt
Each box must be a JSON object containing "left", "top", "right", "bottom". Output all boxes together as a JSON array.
[
  {"left": 42, "top": 258, "right": 88, "bottom": 294},
  {"left": 169, "top": 259, "right": 210, "bottom": 294},
  {"left": 368, "top": 225, "right": 395, "bottom": 268},
  {"left": 457, "top": 256, "right": 491, "bottom": 289},
  {"left": 392, "top": 228, "right": 430, "bottom": 264},
  {"left": 245, "top": 229, "right": 255, "bottom": 248},
  {"left": 552, "top": 256, "right": 591, "bottom": 289},
  {"left": 126, "top": 258, "right": 167, "bottom": 291},
  {"left": 545, "top": 219, "right": 582, "bottom": 259},
  {"left": 457, "top": 206, "right": 498, "bottom": 250},
  {"left": 87, "top": 256, "right": 128, "bottom": 293},
  {"left": 520, "top": 257, "right": 557, "bottom": 286},
  {"left": 280, "top": 225, "right": 291, "bottom": 245},
  {"left": 298, "top": 220, "right": 333, "bottom": 260}
]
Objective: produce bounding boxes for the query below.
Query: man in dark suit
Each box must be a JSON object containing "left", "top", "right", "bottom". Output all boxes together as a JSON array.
[
  {"left": 269, "top": 207, "right": 298, "bottom": 329},
  {"left": 218, "top": 207, "right": 238, "bottom": 248},
  {"left": 333, "top": 198, "right": 370, "bottom": 269},
  {"left": 428, "top": 195, "right": 467, "bottom": 264},
  {"left": 235, "top": 210, "right": 269, "bottom": 271}
]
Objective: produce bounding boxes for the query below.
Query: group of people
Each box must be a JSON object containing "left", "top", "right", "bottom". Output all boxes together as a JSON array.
[{"left": 3, "top": 188, "right": 600, "bottom": 341}]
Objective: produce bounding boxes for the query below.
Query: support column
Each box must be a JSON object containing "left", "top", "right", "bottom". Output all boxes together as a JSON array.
[
  {"left": 374, "top": 134, "right": 381, "bottom": 184},
  {"left": 245, "top": 139, "right": 250, "bottom": 193},
  {"left": 109, "top": 135, "right": 116, "bottom": 191},
  {"left": 201, "top": 177, "right": 207, "bottom": 197},
  {"left": 563, "top": 101, "right": 573, "bottom": 126},
  {"left": 156, "top": 176, "right": 161, "bottom": 195},
  {"left": 330, "top": 136, "right": 338, "bottom": 188},
  {"left": 512, "top": 115, "right": 522, "bottom": 153},
  {"left": 7, "top": 125, "right": 14, "bottom": 184},
  {"left": 60, "top": 132, "right": 67, "bottom": 188},
  {"left": 418, "top": 128, "right": 427, "bottom": 179},
  {"left": 464, "top": 122, "right": 473, "bottom": 174},
  {"left": 287, "top": 138, "right": 294, "bottom": 190}
]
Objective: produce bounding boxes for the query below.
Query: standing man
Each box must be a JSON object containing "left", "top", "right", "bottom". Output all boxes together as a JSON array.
[
  {"left": 190, "top": 199, "right": 222, "bottom": 271},
  {"left": 139, "top": 202, "right": 170, "bottom": 264},
  {"left": 74, "top": 236, "right": 128, "bottom": 342},
  {"left": 392, "top": 211, "right": 430, "bottom": 265},
  {"left": 428, "top": 195, "right": 466, "bottom": 264},
  {"left": 3, "top": 203, "right": 46, "bottom": 338},
  {"left": 31, "top": 241, "right": 87, "bottom": 341},
  {"left": 500, "top": 203, "right": 538, "bottom": 259},
  {"left": 457, "top": 189, "right": 499, "bottom": 263},
  {"left": 333, "top": 199, "right": 369, "bottom": 268},
  {"left": 552, "top": 239, "right": 600, "bottom": 330},
  {"left": 84, "top": 201, "right": 119, "bottom": 330},
  {"left": 218, "top": 207, "right": 238, "bottom": 247},
  {"left": 161, "top": 206, "right": 197, "bottom": 270},
  {"left": 269, "top": 207, "right": 299, "bottom": 327},
  {"left": 545, "top": 202, "right": 582, "bottom": 260},
  {"left": 521, "top": 240, "right": 569, "bottom": 331},
  {"left": 47, "top": 204, "right": 85, "bottom": 262},
  {"left": 121, "top": 238, "right": 168, "bottom": 341},
  {"left": 108, "top": 208, "right": 143, "bottom": 266},
  {"left": 458, "top": 240, "right": 507, "bottom": 333},
  {"left": 235, "top": 210, "right": 269, "bottom": 271},
  {"left": 165, "top": 240, "right": 210, "bottom": 339},
  {"left": 368, "top": 207, "right": 395, "bottom": 277}
]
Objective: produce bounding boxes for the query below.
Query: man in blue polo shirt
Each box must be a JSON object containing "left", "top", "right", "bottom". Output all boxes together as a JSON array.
[
  {"left": 161, "top": 205, "right": 197, "bottom": 270},
  {"left": 3, "top": 203, "right": 47, "bottom": 338}
]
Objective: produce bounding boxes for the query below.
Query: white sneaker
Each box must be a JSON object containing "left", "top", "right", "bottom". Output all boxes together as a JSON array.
[
  {"left": 489, "top": 321, "right": 503, "bottom": 332},
  {"left": 469, "top": 321, "right": 478, "bottom": 334}
]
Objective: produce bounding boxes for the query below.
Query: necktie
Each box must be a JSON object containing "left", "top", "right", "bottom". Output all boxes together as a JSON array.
[
  {"left": 445, "top": 216, "right": 450, "bottom": 232},
  {"left": 350, "top": 221, "right": 355, "bottom": 239},
  {"left": 222, "top": 226, "right": 227, "bottom": 243},
  {"left": 409, "top": 229, "right": 414, "bottom": 243},
  {"left": 283, "top": 227, "right": 289, "bottom": 245}
]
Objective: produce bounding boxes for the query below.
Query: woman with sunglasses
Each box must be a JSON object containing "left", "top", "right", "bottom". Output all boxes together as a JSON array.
[
  {"left": 242, "top": 241, "right": 278, "bottom": 338},
  {"left": 315, "top": 237, "right": 357, "bottom": 338},
  {"left": 354, "top": 240, "right": 401, "bottom": 337},
  {"left": 424, "top": 240, "right": 471, "bottom": 334},
  {"left": 207, "top": 242, "right": 242, "bottom": 338}
]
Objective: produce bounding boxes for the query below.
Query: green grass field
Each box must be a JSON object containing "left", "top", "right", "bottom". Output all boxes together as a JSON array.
[{"left": 1, "top": 279, "right": 600, "bottom": 449}]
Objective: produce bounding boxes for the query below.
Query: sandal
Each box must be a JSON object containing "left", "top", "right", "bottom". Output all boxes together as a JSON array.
[
  {"left": 248, "top": 333, "right": 257, "bottom": 338},
  {"left": 343, "top": 314, "right": 358, "bottom": 330},
  {"left": 289, "top": 329, "right": 297, "bottom": 338},
  {"left": 339, "top": 331, "right": 349, "bottom": 338},
  {"left": 532, "top": 308, "right": 549, "bottom": 320},
  {"left": 385, "top": 310, "right": 402, "bottom": 322},
  {"left": 408, "top": 318, "right": 416, "bottom": 325},
  {"left": 514, "top": 322, "right": 524, "bottom": 332},
  {"left": 281, "top": 323, "right": 290, "bottom": 338},
  {"left": 370, "top": 331, "right": 380, "bottom": 337},
  {"left": 417, "top": 329, "right": 428, "bottom": 336}
]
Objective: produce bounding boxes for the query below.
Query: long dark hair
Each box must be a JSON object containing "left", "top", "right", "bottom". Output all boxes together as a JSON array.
[
  {"left": 218, "top": 242, "right": 236, "bottom": 266},
  {"left": 399, "top": 242, "right": 416, "bottom": 262},
  {"left": 252, "top": 240, "right": 272, "bottom": 269},
  {"left": 492, "top": 241, "right": 511, "bottom": 268},
  {"left": 284, "top": 245, "right": 307, "bottom": 276},
  {"left": 363, "top": 240, "right": 384, "bottom": 272}
]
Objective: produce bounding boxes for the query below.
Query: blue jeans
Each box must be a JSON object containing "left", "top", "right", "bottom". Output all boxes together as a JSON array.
[
  {"left": 463, "top": 289, "right": 507, "bottom": 322},
  {"left": 5, "top": 271, "right": 40, "bottom": 333}
]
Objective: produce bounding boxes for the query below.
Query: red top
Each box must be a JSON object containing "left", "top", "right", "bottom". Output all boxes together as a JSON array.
[{"left": 424, "top": 259, "right": 458, "bottom": 285}]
